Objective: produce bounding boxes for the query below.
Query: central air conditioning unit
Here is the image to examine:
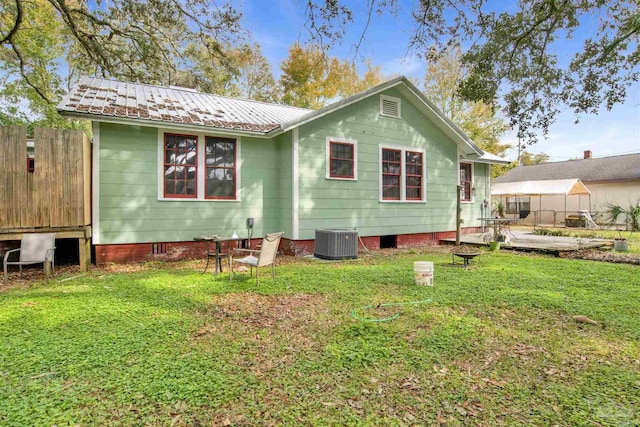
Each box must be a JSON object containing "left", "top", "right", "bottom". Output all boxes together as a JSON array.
[{"left": 314, "top": 229, "right": 358, "bottom": 260}]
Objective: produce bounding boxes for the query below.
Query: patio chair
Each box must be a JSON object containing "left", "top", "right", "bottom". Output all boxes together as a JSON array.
[
  {"left": 3, "top": 233, "right": 56, "bottom": 283},
  {"left": 229, "top": 232, "right": 283, "bottom": 285}
]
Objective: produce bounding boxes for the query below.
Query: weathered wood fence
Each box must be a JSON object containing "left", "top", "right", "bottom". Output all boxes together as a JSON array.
[
  {"left": 0, "top": 126, "right": 92, "bottom": 270},
  {"left": 0, "top": 126, "right": 91, "bottom": 229}
]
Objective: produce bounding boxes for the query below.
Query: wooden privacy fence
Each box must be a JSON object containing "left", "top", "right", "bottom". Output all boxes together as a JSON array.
[{"left": 0, "top": 126, "right": 91, "bottom": 230}]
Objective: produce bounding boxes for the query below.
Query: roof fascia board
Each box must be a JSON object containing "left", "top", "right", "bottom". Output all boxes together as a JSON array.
[
  {"left": 277, "top": 76, "right": 406, "bottom": 133},
  {"left": 399, "top": 83, "right": 483, "bottom": 156},
  {"left": 461, "top": 152, "right": 511, "bottom": 165},
  {"left": 464, "top": 157, "right": 512, "bottom": 165},
  {"left": 58, "top": 111, "right": 275, "bottom": 139},
  {"left": 276, "top": 76, "right": 484, "bottom": 157}
]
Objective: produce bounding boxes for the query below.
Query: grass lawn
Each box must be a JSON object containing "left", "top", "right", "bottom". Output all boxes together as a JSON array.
[{"left": 1, "top": 249, "right": 639, "bottom": 426}]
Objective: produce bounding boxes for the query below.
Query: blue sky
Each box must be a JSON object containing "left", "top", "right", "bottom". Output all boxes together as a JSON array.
[{"left": 241, "top": 0, "right": 640, "bottom": 162}]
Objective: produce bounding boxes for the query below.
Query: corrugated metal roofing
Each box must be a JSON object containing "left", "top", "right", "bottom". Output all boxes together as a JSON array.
[
  {"left": 57, "top": 76, "right": 508, "bottom": 164},
  {"left": 57, "top": 77, "right": 313, "bottom": 134},
  {"left": 493, "top": 153, "right": 640, "bottom": 183}
]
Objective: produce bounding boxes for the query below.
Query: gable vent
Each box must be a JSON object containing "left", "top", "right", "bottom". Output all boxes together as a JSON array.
[{"left": 380, "top": 95, "right": 401, "bottom": 118}]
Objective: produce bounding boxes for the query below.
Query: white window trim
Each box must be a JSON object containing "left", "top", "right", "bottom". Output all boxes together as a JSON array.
[
  {"left": 379, "top": 144, "right": 426, "bottom": 203},
  {"left": 380, "top": 94, "right": 401, "bottom": 119},
  {"left": 325, "top": 136, "right": 358, "bottom": 180},
  {"left": 459, "top": 160, "right": 474, "bottom": 204},
  {"left": 157, "top": 128, "right": 241, "bottom": 202}
]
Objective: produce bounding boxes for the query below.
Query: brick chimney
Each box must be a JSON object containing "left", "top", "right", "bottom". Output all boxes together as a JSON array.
[{"left": 584, "top": 150, "right": 592, "bottom": 159}]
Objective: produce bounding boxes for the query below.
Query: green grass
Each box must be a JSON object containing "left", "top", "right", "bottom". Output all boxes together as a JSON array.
[{"left": 1, "top": 250, "right": 639, "bottom": 426}]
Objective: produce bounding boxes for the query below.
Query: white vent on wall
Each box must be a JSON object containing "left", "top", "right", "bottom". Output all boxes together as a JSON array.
[{"left": 380, "top": 95, "right": 401, "bottom": 118}]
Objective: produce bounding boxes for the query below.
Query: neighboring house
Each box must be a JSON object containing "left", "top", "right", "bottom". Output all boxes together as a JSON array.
[
  {"left": 58, "top": 76, "right": 507, "bottom": 263},
  {"left": 492, "top": 151, "right": 640, "bottom": 224}
]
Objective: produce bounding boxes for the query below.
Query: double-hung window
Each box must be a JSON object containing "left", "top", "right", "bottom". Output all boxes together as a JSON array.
[
  {"left": 161, "top": 132, "right": 239, "bottom": 201},
  {"left": 459, "top": 162, "right": 473, "bottom": 202},
  {"left": 326, "top": 137, "right": 357, "bottom": 180},
  {"left": 380, "top": 146, "right": 425, "bottom": 202}
]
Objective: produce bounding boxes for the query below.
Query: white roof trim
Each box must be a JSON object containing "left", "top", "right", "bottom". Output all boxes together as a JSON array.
[
  {"left": 277, "top": 76, "right": 406, "bottom": 132},
  {"left": 277, "top": 76, "right": 484, "bottom": 157}
]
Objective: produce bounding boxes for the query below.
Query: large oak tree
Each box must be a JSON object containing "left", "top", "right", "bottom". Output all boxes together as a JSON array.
[
  {"left": 0, "top": 0, "right": 244, "bottom": 129},
  {"left": 303, "top": 0, "right": 640, "bottom": 144}
]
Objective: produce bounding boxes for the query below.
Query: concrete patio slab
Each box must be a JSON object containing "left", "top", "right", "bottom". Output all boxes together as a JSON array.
[{"left": 441, "top": 231, "right": 613, "bottom": 255}]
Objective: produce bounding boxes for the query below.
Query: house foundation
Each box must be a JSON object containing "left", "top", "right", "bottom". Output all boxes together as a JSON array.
[{"left": 93, "top": 229, "right": 482, "bottom": 264}]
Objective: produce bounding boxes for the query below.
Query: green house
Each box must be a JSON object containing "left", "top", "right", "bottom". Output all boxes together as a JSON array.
[{"left": 58, "top": 76, "right": 507, "bottom": 263}]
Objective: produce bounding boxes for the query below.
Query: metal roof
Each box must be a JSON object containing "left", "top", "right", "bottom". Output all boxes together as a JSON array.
[
  {"left": 492, "top": 179, "right": 591, "bottom": 196},
  {"left": 57, "top": 77, "right": 508, "bottom": 164},
  {"left": 57, "top": 77, "right": 312, "bottom": 134},
  {"left": 493, "top": 153, "right": 640, "bottom": 183}
]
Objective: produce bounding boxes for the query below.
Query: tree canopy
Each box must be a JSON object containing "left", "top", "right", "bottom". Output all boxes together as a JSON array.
[
  {"left": 303, "top": 0, "right": 640, "bottom": 144},
  {"left": 422, "top": 47, "right": 510, "bottom": 159},
  {"left": 279, "top": 43, "right": 385, "bottom": 109},
  {"left": 172, "top": 42, "right": 278, "bottom": 103},
  {"left": 519, "top": 151, "right": 551, "bottom": 165},
  {"left": 0, "top": 0, "right": 244, "bottom": 130}
]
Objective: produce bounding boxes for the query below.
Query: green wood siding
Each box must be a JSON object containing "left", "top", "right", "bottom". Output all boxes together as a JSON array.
[
  {"left": 96, "top": 123, "right": 283, "bottom": 244},
  {"left": 295, "top": 88, "right": 462, "bottom": 239},
  {"left": 460, "top": 162, "right": 492, "bottom": 225},
  {"left": 96, "top": 88, "right": 492, "bottom": 245},
  {"left": 275, "top": 132, "right": 293, "bottom": 237}
]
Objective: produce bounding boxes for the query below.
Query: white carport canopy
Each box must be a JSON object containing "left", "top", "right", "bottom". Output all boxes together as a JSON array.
[{"left": 491, "top": 178, "right": 591, "bottom": 196}]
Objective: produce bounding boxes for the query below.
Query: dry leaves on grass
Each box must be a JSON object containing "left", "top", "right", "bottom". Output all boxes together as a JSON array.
[
  {"left": 208, "top": 292, "right": 328, "bottom": 329},
  {"left": 193, "top": 293, "right": 333, "bottom": 367},
  {"left": 0, "top": 264, "right": 83, "bottom": 291},
  {"left": 510, "top": 343, "right": 547, "bottom": 358},
  {"left": 561, "top": 249, "right": 640, "bottom": 265}
]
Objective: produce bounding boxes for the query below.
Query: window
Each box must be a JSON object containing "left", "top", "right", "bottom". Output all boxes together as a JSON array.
[
  {"left": 159, "top": 131, "right": 240, "bottom": 201},
  {"left": 205, "top": 136, "right": 236, "bottom": 199},
  {"left": 459, "top": 162, "right": 473, "bottom": 202},
  {"left": 506, "top": 196, "right": 530, "bottom": 214},
  {"left": 382, "top": 148, "right": 402, "bottom": 200},
  {"left": 326, "top": 137, "right": 357, "bottom": 179},
  {"left": 380, "top": 146, "right": 425, "bottom": 202},
  {"left": 405, "top": 151, "right": 423, "bottom": 200},
  {"left": 380, "top": 95, "right": 401, "bottom": 118},
  {"left": 164, "top": 133, "right": 197, "bottom": 198}
]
